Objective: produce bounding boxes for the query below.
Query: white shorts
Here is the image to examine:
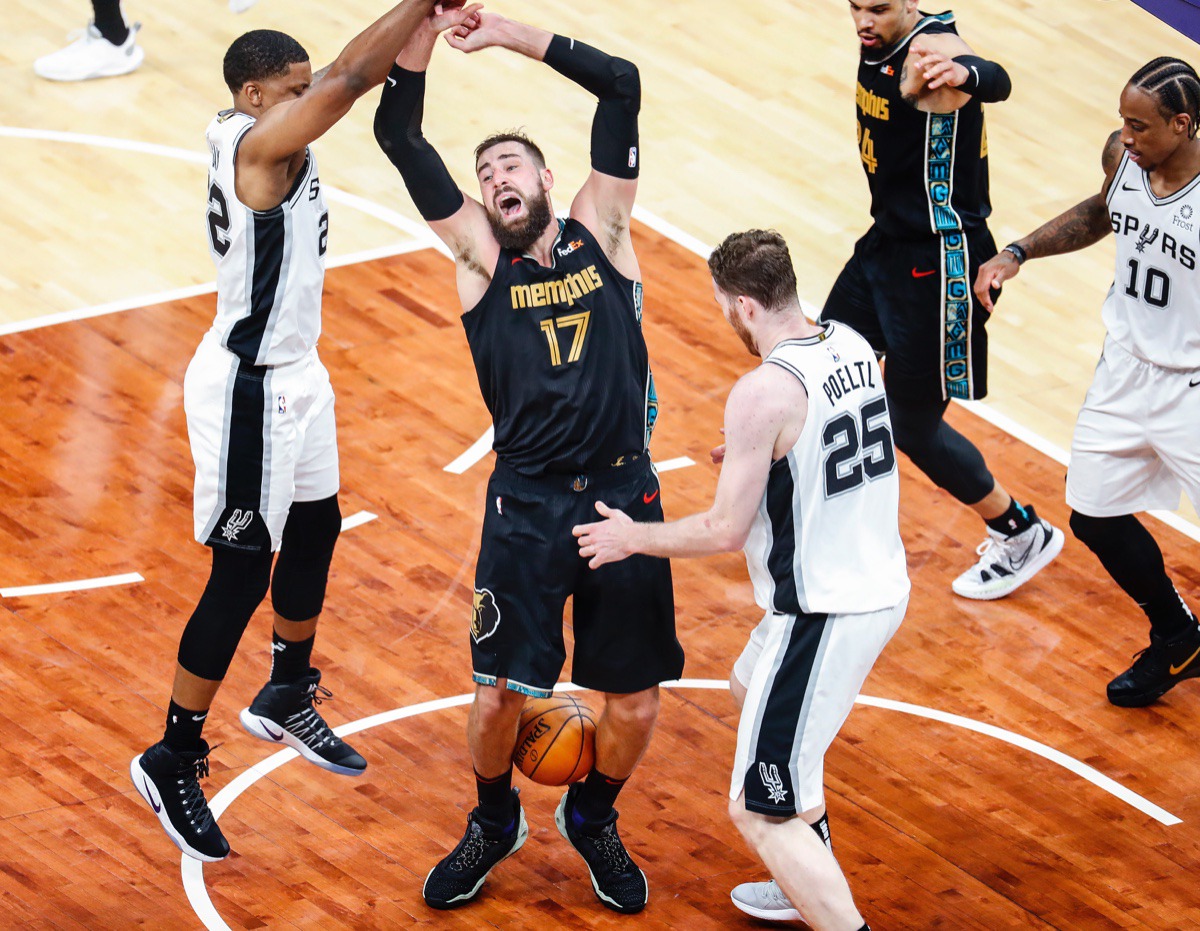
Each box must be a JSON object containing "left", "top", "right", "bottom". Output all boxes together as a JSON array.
[
  {"left": 1066, "top": 336, "right": 1200, "bottom": 518},
  {"left": 730, "top": 597, "right": 907, "bottom": 816},
  {"left": 186, "top": 330, "right": 339, "bottom": 553}
]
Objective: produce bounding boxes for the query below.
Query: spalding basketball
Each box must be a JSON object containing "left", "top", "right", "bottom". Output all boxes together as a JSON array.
[{"left": 512, "top": 694, "right": 597, "bottom": 786}]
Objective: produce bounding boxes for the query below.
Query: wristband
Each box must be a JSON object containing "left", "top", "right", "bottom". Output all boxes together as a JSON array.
[{"left": 1002, "top": 243, "right": 1027, "bottom": 265}]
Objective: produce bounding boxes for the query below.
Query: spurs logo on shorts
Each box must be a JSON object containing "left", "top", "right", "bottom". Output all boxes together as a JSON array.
[
  {"left": 758, "top": 763, "right": 788, "bottom": 804},
  {"left": 221, "top": 509, "right": 254, "bottom": 542},
  {"left": 471, "top": 588, "right": 501, "bottom": 643}
]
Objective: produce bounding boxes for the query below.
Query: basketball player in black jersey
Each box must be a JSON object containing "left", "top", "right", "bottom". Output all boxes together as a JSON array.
[
  {"left": 374, "top": 9, "right": 681, "bottom": 915},
  {"left": 826, "top": 1, "right": 1064, "bottom": 600}
]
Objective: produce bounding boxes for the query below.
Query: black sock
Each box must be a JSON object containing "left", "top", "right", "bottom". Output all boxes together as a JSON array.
[
  {"left": 163, "top": 699, "right": 207, "bottom": 752},
  {"left": 475, "top": 768, "right": 514, "bottom": 827},
  {"left": 985, "top": 499, "right": 1034, "bottom": 537},
  {"left": 92, "top": 0, "right": 130, "bottom": 45},
  {"left": 809, "top": 812, "right": 832, "bottom": 851},
  {"left": 572, "top": 769, "right": 628, "bottom": 826},
  {"left": 270, "top": 631, "right": 314, "bottom": 684}
]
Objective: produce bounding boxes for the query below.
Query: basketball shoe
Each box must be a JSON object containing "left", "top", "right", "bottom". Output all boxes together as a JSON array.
[
  {"left": 34, "top": 21, "right": 143, "bottom": 82},
  {"left": 423, "top": 789, "right": 528, "bottom": 909},
  {"left": 730, "top": 879, "right": 803, "bottom": 922},
  {"left": 1107, "top": 621, "right": 1200, "bottom": 707},
  {"left": 952, "top": 508, "right": 1064, "bottom": 600},
  {"left": 556, "top": 783, "right": 648, "bottom": 914},
  {"left": 130, "top": 739, "right": 229, "bottom": 862},
  {"left": 239, "top": 668, "right": 366, "bottom": 776}
]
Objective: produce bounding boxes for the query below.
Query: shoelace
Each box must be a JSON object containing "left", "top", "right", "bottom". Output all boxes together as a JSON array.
[
  {"left": 763, "top": 880, "right": 792, "bottom": 908},
  {"left": 283, "top": 684, "right": 339, "bottom": 750},
  {"left": 450, "top": 822, "right": 501, "bottom": 871},
  {"left": 590, "top": 824, "right": 632, "bottom": 873},
  {"left": 175, "top": 749, "right": 217, "bottom": 834}
]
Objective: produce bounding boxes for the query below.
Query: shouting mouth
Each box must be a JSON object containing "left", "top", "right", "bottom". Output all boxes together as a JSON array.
[{"left": 497, "top": 192, "right": 524, "bottom": 220}]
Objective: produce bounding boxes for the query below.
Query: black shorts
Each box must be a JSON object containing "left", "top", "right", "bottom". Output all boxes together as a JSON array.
[
  {"left": 821, "top": 224, "right": 999, "bottom": 402},
  {"left": 470, "top": 456, "right": 682, "bottom": 697}
]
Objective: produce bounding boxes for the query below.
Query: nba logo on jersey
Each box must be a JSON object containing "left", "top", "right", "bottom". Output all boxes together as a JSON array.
[
  {"left": 277, "top": 394, "right": 287, "bottom": 414},
  {"left": 628, "top": 146, "right": 638, "bottom": 169}
]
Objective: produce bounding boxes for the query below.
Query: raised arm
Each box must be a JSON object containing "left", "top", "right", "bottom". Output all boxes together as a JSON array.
[
  {"left": 974, "top": 131, "right": 1123, "bottom": 311},
  {"left": 235, "top": 0, "right": 448, "bottom": 209},
  {"left": 374, "top": 5, "right": 498, "bottom": 306},
  {"left": 903, "top": 32, "right": 1011, "bottom": 113},
  {"left": 446, "top": 14, "right": 642, "bottom": 278},
  {"left": 573, "top": 367, "right": 803, "bottom": 568}
]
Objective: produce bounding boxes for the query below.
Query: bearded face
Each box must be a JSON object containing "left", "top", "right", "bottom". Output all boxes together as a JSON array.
[{"left": 486, "top": 182, "right": 555, "bottom": 253}]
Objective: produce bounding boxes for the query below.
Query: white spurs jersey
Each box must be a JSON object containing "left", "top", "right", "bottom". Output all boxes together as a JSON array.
[
  {"left": 204, "top": 109, "right": 329, "bottom": 366},
  {"left": 1104, "top": 151, "right": 1200, "bottom": 369},
  {"left": 743, "top": 323, "right": 910, "bottom": 616}
]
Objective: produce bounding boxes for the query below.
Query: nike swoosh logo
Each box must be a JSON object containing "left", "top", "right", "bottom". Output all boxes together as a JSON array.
[
  {"left": 1190, "top": 377, "right": 1200, "bottom": 387},
  {"left": 643, "top": 489, "right": 660, "bottom": 504},
  {"left": 192, "top": 713, "right": 208, "bottom": 722},
  {"left": 386, "top": 76, "right": 397, "bottom": 88},
  {"left": 911, "top": 268, "right": 936, "bottom": 278},
  {"left": 263, "top": 722, "right": 285, "bottom": 740},
  {"left": 143, "top": 777, "right": 162, "bottom": 813},
  {"left": 1169, "top": 644, "right": 1200, "bottom": 676},
  {"left": 1122, "top": 183, "right": 1139, "bottom": 192}
]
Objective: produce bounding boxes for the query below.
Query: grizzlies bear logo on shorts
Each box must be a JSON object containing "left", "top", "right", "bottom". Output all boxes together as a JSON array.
[{"left": 471, "top": 588, "right": 501, "bottom": 643}]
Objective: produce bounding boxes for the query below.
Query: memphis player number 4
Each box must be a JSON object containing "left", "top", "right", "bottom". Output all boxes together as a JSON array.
[{"left": 821, "top": 396, "right": 896, "bottom": 497}]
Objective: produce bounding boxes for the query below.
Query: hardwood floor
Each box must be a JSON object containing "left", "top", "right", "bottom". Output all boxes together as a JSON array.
[{"left": 1, "top": 227, "right": 1198, "bottom": 929}]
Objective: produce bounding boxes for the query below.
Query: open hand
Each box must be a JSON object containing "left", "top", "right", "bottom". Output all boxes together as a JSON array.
[
  {"left": 573, "top": 501, "right": 635, "bottom": 569},
  {"left": 909, "top": 38, "right": 969, "bottom": 90},
  {"left": 973, "top": 250, "right": 1021, "bottom": 313}
]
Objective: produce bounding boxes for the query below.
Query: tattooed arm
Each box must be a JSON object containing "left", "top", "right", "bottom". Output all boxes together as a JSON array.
[{"left": 973, "top": 131, "right": 1123, "bottom": 311}]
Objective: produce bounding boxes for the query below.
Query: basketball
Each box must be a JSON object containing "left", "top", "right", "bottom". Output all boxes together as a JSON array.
[{"left": 512, "top": 694, "right": 598, "bottom": 786}]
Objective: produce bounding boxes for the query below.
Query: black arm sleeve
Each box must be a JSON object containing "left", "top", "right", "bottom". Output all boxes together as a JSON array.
[
  {"left": 373, "top": 64, "right": 465, "bottom": 222},
  {"left": 952, "top": 55, "right": 1012, "bottom": 103},
  {"left": 542, "top": 35, "right": 640, "bottom": 179}
]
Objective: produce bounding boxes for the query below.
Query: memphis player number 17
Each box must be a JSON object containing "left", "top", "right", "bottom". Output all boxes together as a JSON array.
[{"left": 205, "top": 181, "right": 329, "bottom": 258}]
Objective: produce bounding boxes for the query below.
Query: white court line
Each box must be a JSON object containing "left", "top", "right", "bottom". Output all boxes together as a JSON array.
[
  {"left": 340, "top": 510, "right": 378, "bottom": 532},
  {"left": 180, "top": 678, "right": 1181, "bottom": 931},
  {"left": 0, "top": 240, "right": 435, "bottom": 338},
  {"left": 1, "top": 573, "right": 144, "bottom": 598},
  {"left": 656, "top": 456, "right": 696, "bottom": 473},
  {"left": 443, "top": 426, "right": 495, "bottom": 474}
]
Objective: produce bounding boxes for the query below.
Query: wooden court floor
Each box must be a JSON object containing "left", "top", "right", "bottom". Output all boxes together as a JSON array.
[{"left": 1, "top": 226, "right": 1199, "bottom": 929}]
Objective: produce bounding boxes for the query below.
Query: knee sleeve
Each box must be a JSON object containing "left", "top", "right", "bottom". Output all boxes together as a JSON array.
[
  {"left": 888, "top": 396, "right": 994, "bottom": 504},
  {"left": 177, "top": 546, "right": 273, "bottom": 680},
  {"left": 271, "top": 494, "right": 341, "bottom": 621}
]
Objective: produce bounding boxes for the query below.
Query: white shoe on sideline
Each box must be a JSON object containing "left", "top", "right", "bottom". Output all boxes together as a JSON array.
[
  {"left": 229, "top": 0, "right": 260, "bottom": 12},
  {"left": 34, "top": 21, "right": 143, "bottom": 82},
  {"left": 952, "top": 507, "right": 1064, "bottom": 600},
  {"left": 730, "top": 879, "right": 804, "bottom": 922}
]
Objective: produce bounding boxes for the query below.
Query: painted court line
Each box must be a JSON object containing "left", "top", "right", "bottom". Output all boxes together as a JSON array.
[
  {"left": 181, "top": 678, "right": 1181, "bottom": 931},
  {"left": 656, "top": 456, "right": 696, "bottom": 473},
  {"left": 443, "top": 426, "right": 496, "bottom": 474},
  {"left": 1, "top": 573, "right": 144, "bottom": 598},
  {"left": 340, "top": 511, "right": 378, "bottom": 532}
]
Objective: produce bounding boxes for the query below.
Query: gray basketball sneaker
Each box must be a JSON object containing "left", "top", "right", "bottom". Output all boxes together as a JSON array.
[
  {"left": 953, "top": 508, "right": 1064, "bottom": 600},
  {"left": 730, "top": 879, "right": 802, "bottom": 921}
]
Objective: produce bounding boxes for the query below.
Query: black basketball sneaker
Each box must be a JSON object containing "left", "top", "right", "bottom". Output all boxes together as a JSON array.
[
  {"left": 131, "top": 738, "right": 229, "bottom": 862},
  {"left": 239, "top": 668, "right": 366, "bottom": 776},
  {"left": 1108, "top": 622, "right": 1200, "bottom": 707},
  {"left": 423, "top": 788, "right": 528, "bottom": 909},
  {"left": 556, "top": 783, "right": 648, "bottom": 914}
]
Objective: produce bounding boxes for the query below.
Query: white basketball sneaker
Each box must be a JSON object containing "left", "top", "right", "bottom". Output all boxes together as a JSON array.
[
  {"left": 952, "top": 507, "right": 1064, "bottom": 600},
  {"left": 730, "top": 879, "right": 803, "bottom": 922},
  {"left": 34, "top": 21, "right": 143, "bottom": 82},
  {"left": 229, "top": 0, "right": 261, "bottom": 12}
]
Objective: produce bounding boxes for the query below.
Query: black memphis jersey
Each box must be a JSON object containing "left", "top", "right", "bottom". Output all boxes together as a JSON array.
[
  {"left": 462, "top": 218, "right": 657, "bottom": 475},
  {"left": 856, "top": 11, "right": 991, "bottom": 237}
]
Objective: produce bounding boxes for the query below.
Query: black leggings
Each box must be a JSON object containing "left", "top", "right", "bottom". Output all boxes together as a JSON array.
[
  {"left": 92, "top": 1, "right": 129, "bottom": 44},
  {"left": 887, "top": 394, "right": 995, "bottom": 506}
]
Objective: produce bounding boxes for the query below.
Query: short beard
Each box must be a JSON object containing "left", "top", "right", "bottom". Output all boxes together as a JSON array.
[{"left": 489, "top": 191, "right": 555, "bottom": 253}]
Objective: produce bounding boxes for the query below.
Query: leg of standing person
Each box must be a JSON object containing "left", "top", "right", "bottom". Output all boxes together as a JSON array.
[{"left": 34, "top": 0, "right": 144, "bottom": 82}]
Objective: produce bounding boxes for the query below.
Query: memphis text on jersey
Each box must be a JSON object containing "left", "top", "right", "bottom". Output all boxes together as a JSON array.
[{"left": 509, "top": 263, "right": 605, "bottom": 310}]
